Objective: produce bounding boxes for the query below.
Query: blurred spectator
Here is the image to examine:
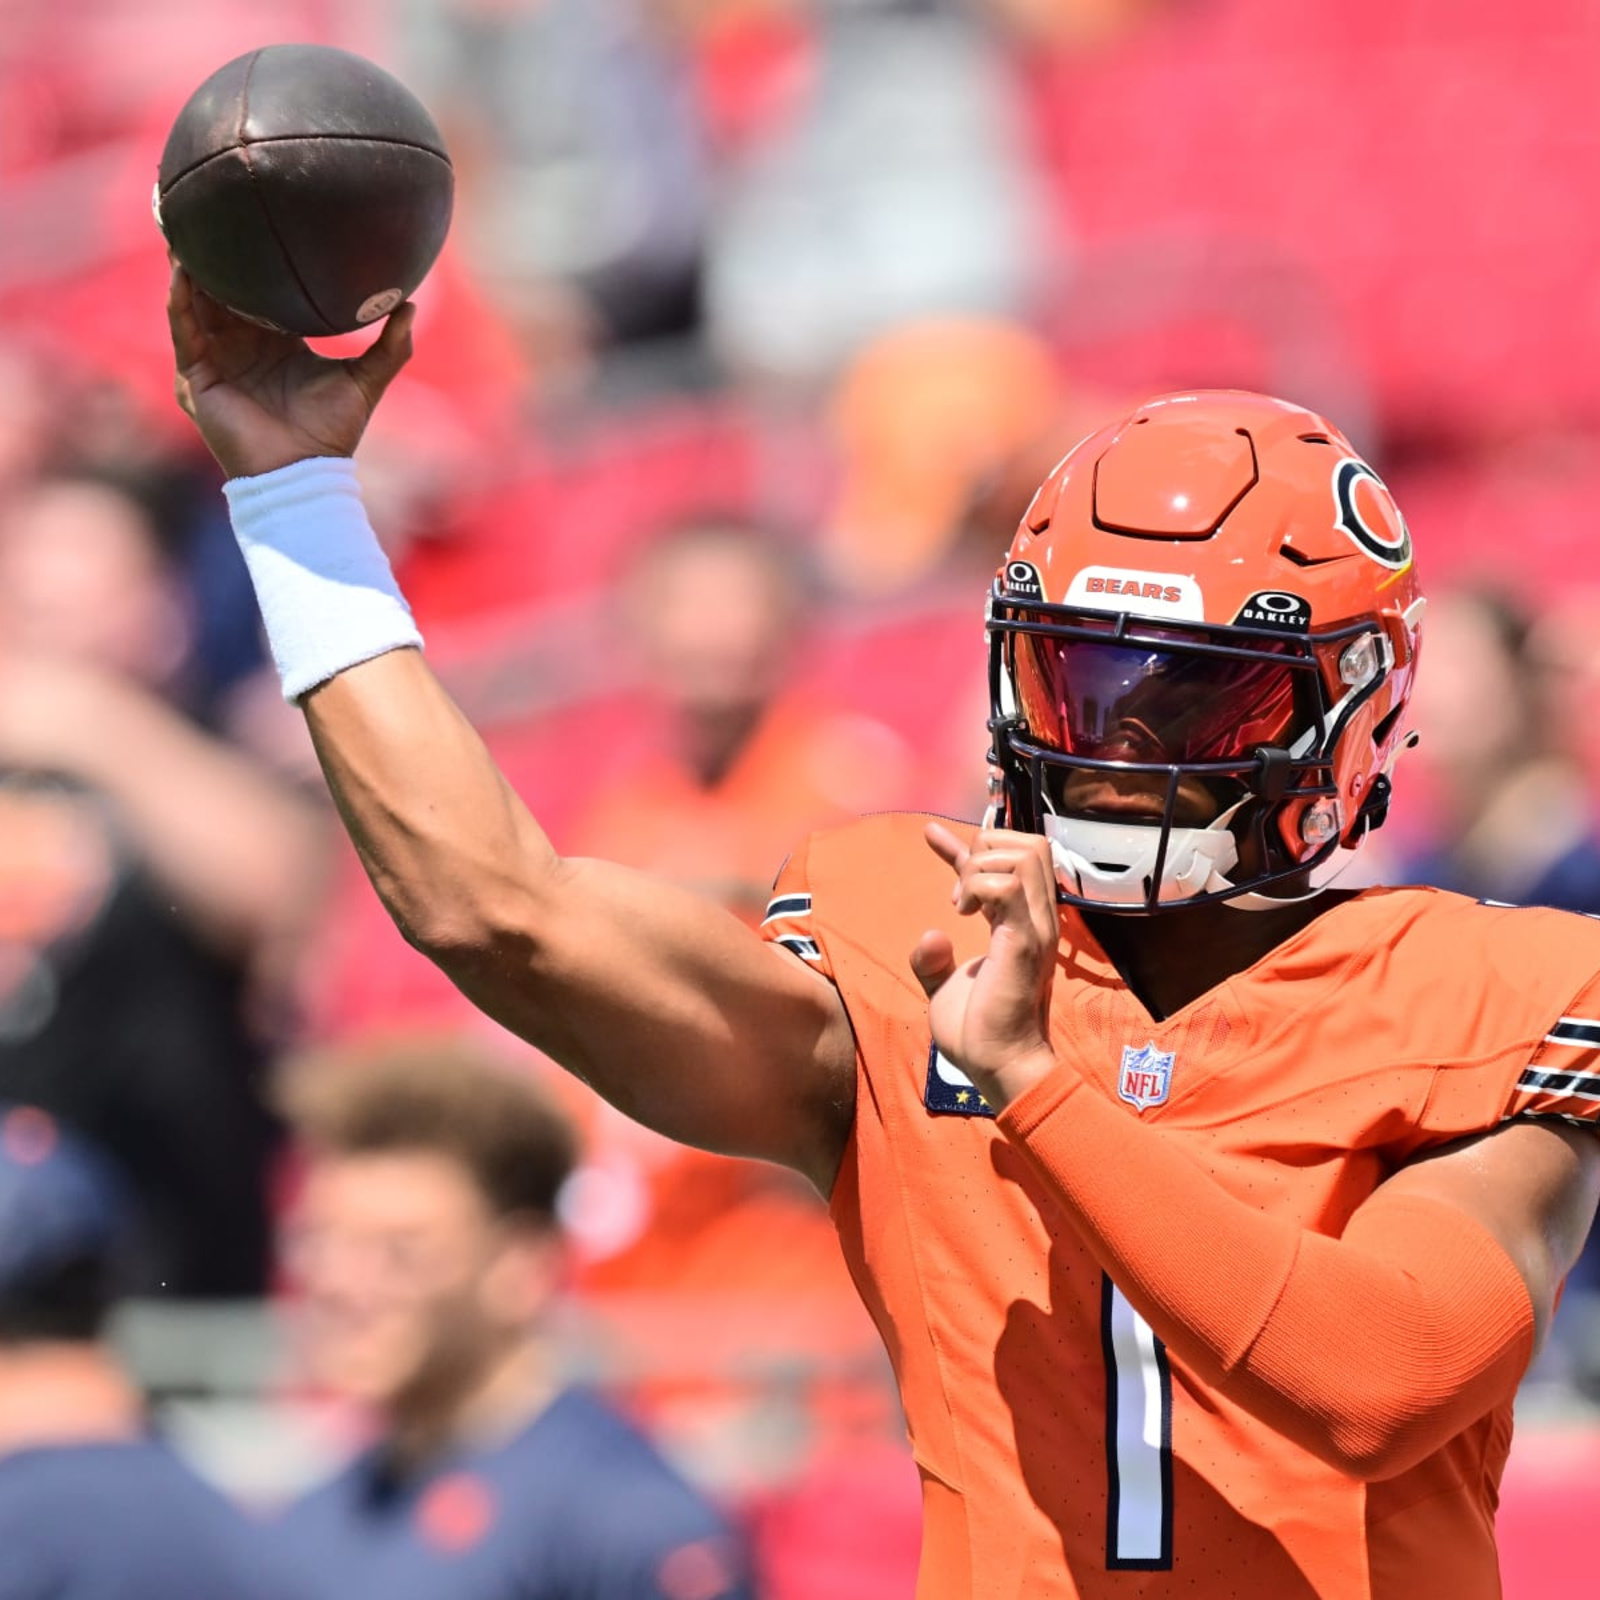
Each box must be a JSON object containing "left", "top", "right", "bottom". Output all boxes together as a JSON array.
[
  {"left": 272, "top": 1036, "right": 756, "bottom": 1600},
  {"left": 1534, "top": 585, "right": 1600, "bottom": 806},
  {"left": 1384, "top": 587, "right": 1600, "bottom": 1384},
  {"left": 556, "top": 515, "right": 915, "bottom": 1592},
  {"left": 0, "top": 342, "right": 58, "bottom": 501},
  {"left": 0, "top": 1103, "right": 293, "bottom": 1599},
  {"left": 703, "top": 0, "right": 1057, "bottom": 385},
  {"left": 809, "top": 316, "right": 1124, "bottom": 821},
  {"left": 1394, "top": 587, "right": 1600, "bottom": 915},
  {"left": 570, "top": 513, "right": 912, "bottom": 910},
  {"left": 820, "top": 316, "right": 1066, "bottom": 598},
  {"left": 562, "top": 516, "right": 907, "bottom": 1292},
  {"left": 396, "top": 0, "right": 1068, "bottom": 395},
  {"left": 0, "top": 469, "right": 329, "bottom": 1296},
  {"left": 397, "top": 0, "right": 708, "bottom": 385}
]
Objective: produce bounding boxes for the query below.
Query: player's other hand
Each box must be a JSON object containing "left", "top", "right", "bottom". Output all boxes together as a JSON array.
[
  {"left": 910, "top": 821, "right": 1060, "bottom": 1112},
  {"left": 167, "top": 262, "right": 414, "bottom": 480}
]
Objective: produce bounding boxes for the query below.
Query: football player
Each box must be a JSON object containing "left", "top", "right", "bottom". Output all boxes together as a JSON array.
[{"left": 168, "top": 269, "right": 1600, "bottom": 1599}]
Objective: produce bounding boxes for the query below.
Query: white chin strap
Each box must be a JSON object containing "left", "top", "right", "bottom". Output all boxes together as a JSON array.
[
  {"left": 1040, "top": 802, "right": 1337, "bottom": 912},
  {"left": 1042, "top": 812, "right": 1241, "bottom": 908}
]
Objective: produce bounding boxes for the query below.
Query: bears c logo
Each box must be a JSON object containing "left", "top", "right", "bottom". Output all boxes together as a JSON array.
[{"left": 1332, "top": 459, "right": 1412, "bottom": 570}]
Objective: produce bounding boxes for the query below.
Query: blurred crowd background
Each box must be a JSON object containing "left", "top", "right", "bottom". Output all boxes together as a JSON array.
[{"left": 2, "top": 0, "right": 1600, "bottom": 1595}]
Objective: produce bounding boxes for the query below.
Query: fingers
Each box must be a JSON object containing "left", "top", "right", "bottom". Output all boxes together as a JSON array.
[
  {"left": 167, "top": 263, "right": 203, "bottom": 374},
  {"left": 924, "top": 820, "right": 1052, "bottom": 872},
  {"left": 346, "top": 301, "right": 416, "bottom": 407},
  {"left": 167, "top": 263, "right": 269, "bottom": 375},
  {"left": 189, "top": 278, "right": 251, "bottom": 343},
  {"left": 167, "top": 264, "right": 210, "bottom": 421},
  {"left": 924, "top": 819, "right": 968, "bottom": 872},
  {"left": 955, "top": 867, "right": 1054, "bottom": 955},
  {"left": 909, "top": 930, "right": 957, "bottom": 999},
  {"left": 924, "top": 821, "right": 1057, "bottom": 945}
]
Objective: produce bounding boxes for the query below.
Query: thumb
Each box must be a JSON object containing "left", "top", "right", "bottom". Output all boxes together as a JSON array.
[
  {"left": 346, "top": 301, "right": 417, "bottom": 406},
  {"left": 909, "top": 930, "right": 958, "bottom": 999}
]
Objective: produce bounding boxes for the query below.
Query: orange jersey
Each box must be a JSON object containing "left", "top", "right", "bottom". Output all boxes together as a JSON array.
[{"left": 762, "top": 812, "right": 1600, "bottom": 1600}]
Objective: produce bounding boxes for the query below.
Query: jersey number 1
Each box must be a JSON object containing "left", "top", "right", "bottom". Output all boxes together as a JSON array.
[{"left": 1102, "top": 1276, "right": 1174, "bottom": 1569}]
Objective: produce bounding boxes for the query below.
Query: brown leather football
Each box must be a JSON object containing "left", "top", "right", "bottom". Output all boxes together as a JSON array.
[{"left": 156, "top": 44, "right": 453, "bottom": 337}]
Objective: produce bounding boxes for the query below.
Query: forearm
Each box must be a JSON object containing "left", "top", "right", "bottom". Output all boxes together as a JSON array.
[
  {"left": 314, "top": 656, "right": 851, "bottom": 1169},
  {"left": 997, "top": 1069, "right": 1534, "bottom": 1478},
  {"left": 223, "top": 457, "right": 563, "bottom": 956},
  {"left": 216, "top": 456, "right": 853, "bottom": 1178}
]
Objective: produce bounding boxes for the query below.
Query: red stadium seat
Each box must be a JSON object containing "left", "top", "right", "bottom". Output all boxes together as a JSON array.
[{"left": 1020, "top": 0, "right": 1600, "bottom": 434}]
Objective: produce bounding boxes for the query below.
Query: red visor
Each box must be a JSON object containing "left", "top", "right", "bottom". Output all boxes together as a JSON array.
[{"left": 1011, "top": 630, "right": 1317, "bottom": 763}]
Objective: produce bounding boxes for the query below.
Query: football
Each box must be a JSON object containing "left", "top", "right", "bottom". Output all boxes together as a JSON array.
[{"left": 155, "top": 43, "right": 453, "bottom": 337}]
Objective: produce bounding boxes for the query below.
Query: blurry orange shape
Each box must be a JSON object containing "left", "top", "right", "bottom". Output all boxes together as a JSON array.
[
  {"left": 977, "top": 0, "right": 1170, "bottom": 49},
  {"left": 825, "top": 317, "right": 1064, "bottom": 596},
  {"left": 568, "top": 694, "right": 911, "bottom": 926}
]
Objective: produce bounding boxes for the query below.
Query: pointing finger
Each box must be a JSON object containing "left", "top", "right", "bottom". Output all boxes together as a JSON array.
[{"left": 924, "top": 820, "right": 968, "bottom": 873}]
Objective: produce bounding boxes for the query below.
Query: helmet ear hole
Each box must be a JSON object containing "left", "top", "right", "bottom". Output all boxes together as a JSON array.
[{"left": 1371, "top": 704, "right": 1405, "bottom": 747}]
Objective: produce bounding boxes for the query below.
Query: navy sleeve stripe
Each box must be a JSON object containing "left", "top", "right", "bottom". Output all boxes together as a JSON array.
[
  {"left": 762, "top": 894, "right": 813, "bottom": 924},
  {"left": 1517, "top": 1068, "right": 1600, "bottom": 1102},
  {"left": 1545, "top": 1018, "right": 1600, "bottom": 1048},
  {"left": 772, "top": 934, "right": 823, "bottom": 963}
]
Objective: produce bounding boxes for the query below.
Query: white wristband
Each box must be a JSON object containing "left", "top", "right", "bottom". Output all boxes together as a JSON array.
[{"left": 223, "top": 457, "right": 423, "bottom": 702}]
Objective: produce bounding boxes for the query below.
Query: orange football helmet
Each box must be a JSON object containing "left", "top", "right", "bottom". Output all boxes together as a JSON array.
[{"left": 987, "top": 390, "right": 1425, "bottom": 912}]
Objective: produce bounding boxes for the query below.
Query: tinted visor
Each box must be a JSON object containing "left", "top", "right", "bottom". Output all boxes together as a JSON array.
[{"left": 1011, "top": 627, "right": 1319, "bottom": 763}]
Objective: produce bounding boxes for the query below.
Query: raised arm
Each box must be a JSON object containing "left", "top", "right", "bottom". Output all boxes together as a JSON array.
[{"left": 167, "top": 268, "right": 855, "bottom": 1191}]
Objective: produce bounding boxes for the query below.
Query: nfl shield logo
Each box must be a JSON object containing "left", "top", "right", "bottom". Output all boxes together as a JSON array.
[{"left": 1117, "top": 1042, "right": 1175, "bottom": 1112}]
